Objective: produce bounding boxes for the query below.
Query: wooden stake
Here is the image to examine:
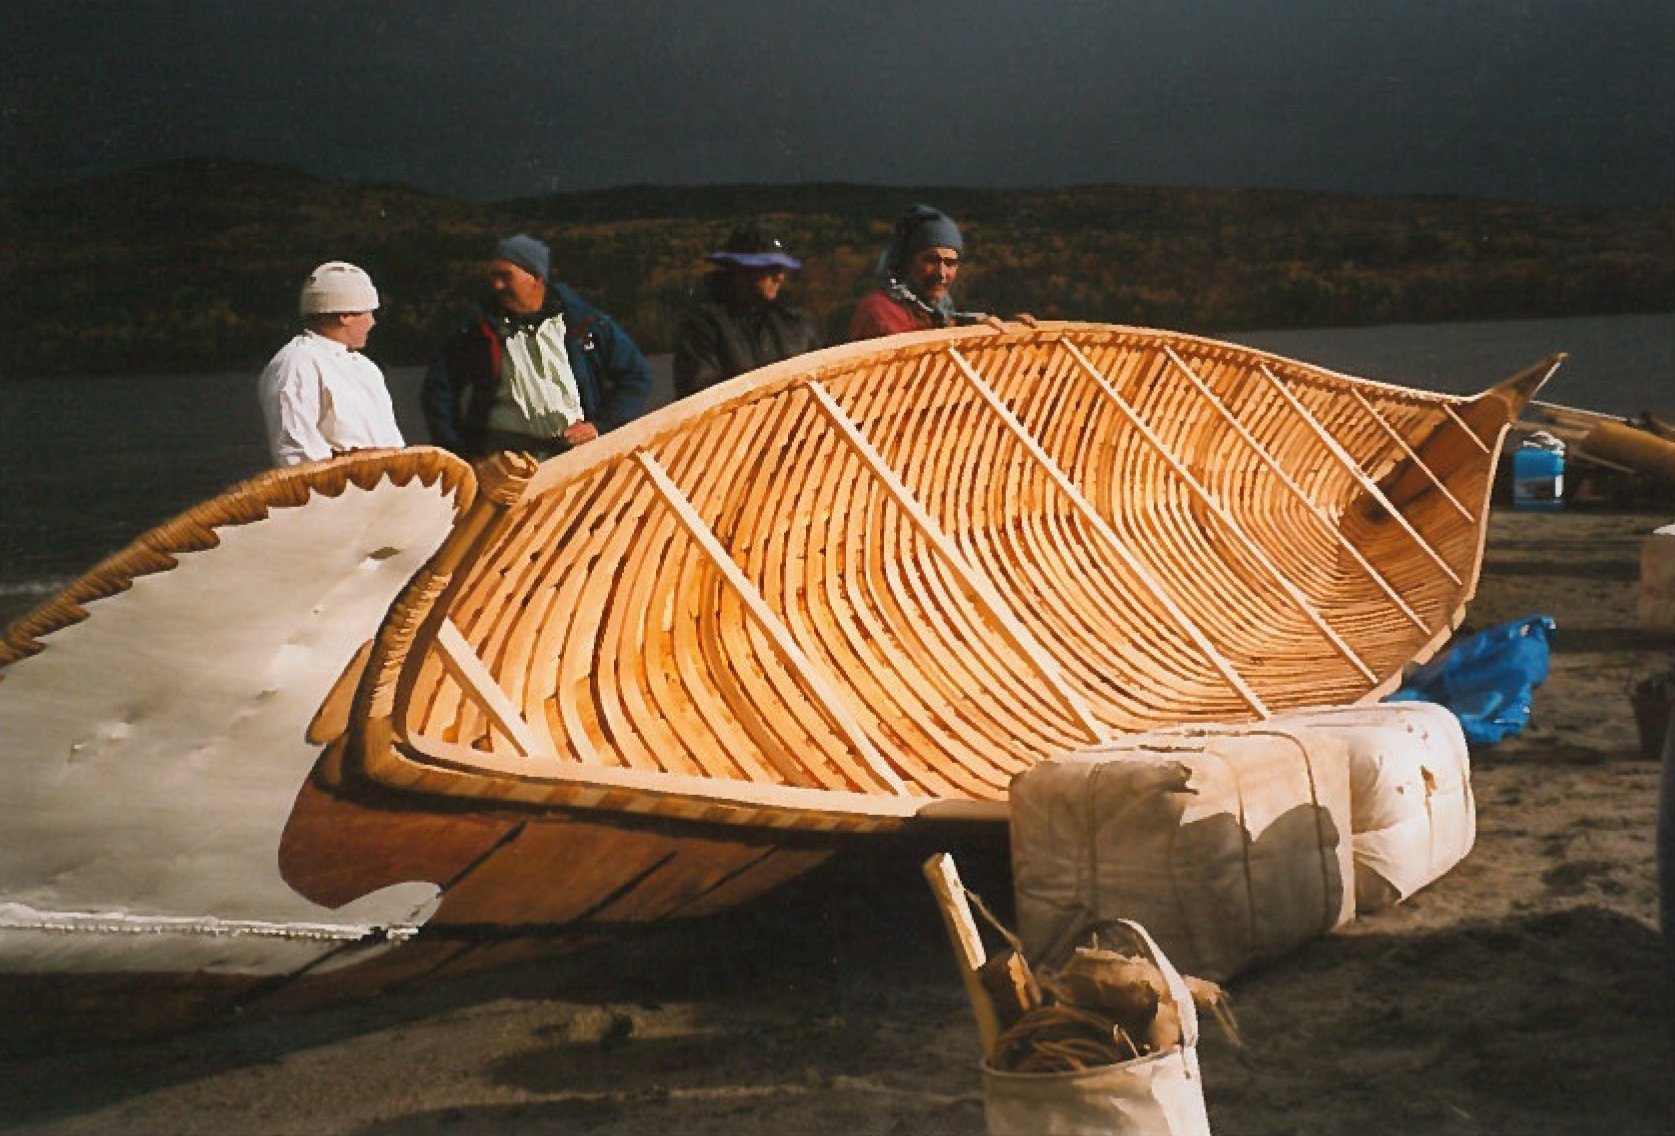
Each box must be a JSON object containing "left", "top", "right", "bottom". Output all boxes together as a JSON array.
[{"left": 922, "top": 853, "right": 1002, "bottom": 1055}]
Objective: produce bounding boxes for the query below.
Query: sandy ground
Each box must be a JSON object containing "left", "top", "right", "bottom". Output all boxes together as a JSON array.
[{"left": 2, "top": 507, "right": 1672, "bottom": 1135}]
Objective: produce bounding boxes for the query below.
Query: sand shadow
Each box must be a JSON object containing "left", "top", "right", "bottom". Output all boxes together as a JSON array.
[
  {"left": 323, "top": 906, "right": 1672, "bottom": 1136},
  {"left": 0, "top": 825, "right": 1008, "bottom": 1129},
  {"left": 1198, "top": 906, "right": 1672, "bottom": 1135}
]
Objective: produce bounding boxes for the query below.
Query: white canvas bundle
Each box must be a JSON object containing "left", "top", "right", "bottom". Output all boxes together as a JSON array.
[
  {"left": 1011, "top": 725, "right": 1355, "bottom": 982},
  {"left": 1260, "top": 703, "right": 1476, "bottom": 911},
  {"left": 1640, "top": 523, "right": 1675, "bottom": 632}
]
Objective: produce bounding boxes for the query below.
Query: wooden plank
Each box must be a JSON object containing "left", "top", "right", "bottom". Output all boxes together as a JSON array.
[
  {"left": 433, "top": 617, "right": 557, "bottom": 763},
  {"left": 447, "top": 485, "right": 591, "bottom": 748},
  {"left": 1059, "top": 340, "right": 1408, "bottom": 660},
  {"left": 633, "top": 449, "right": 912, "bottom": 796},
  {"left": 805, "top": 379, "right": 1105, "bottom": 743},
  {"left": 573, "top": 474, "right": 671, "bottom": 774},
  {"left": 928, "top": 351, "right": 1136, "bottom": 707},
  {"left": 694, "top": 542, "right": 853, "bottom": 791},
  {"left": 546, "top": 468, "right": 641, "bottom": 768},
  {"left": 606, "top": 517, "right": 695, "bottom": 776},
  {"left": 962, "top": 347, "right": 1253, "bottom": 714},
  {"left": 656, "top": 411, "right": 805, "bottom": 785},
  {"left": 803, "top": 467, "right": 964, "bottom": 796},
  {"left": 949, "top": 345, "right": 1271, "bottom": 716},
  {"left": 808, "top": 441, "right": 1001, "bottom": 796},
  {"left": 706, "top": 405, "right": 884, "bottom": 797},
  {"left": 741, "top": 397, "right": 896, "bottom": 778},
  {"left": 922, "top": 853, "right": 1002, "bottom": 1056},
  {"left": 1443, "top": 403, "right": 1493, "bottom": 454},
  {"left": 669, "top": 530, "right": 832, "bottom": 789},
  {"left": 704, "top": 402, "right": 892, "bottom": 789},
  {"left": 598, "top": 490, "right": 708, "bottom": 778},
  {"left": 657, "top": 533, "right": 790, "bottom": 785},
  {"left": 819, "top": 363, "right": 1073, "bottom": 766},
  {"left": 1346, "top": 387, "right": 1476, "bottom": 524},
  {"left": 1163, "top": 345, "right": 1428, "bottom": 654},
  {"left": 892, "top": 359, "right": 1087, "bottom": 725},
  {"left": 1528, "top": 398, "right": 1626, "bottom": 429},
  {"left": 1258, "top": 364, "right": 1463, "bottom": 588}
]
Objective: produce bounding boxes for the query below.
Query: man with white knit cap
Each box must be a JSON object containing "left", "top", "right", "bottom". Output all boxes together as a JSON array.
[{"left": 257, "top": 261, "right": 405, "bottom": 467}]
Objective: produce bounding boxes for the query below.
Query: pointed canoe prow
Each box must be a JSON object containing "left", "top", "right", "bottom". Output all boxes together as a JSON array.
[
  {"left": 1377, "top": 353, "right": 1566, "bottom": 515},
  {"left": 1446, "top": 352, "right": 1568, "bottom": 459},
  {"left": 1465, "top": 352, "right": 1568, "bottom": 427}
]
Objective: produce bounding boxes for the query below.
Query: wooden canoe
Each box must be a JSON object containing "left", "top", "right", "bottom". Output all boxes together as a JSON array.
[
  {"left": 0, "top": 322, "right": 1557, "bottom": 1041},
  {"left": 341, "top": 321, "right": 1556, "bottom": 823}
]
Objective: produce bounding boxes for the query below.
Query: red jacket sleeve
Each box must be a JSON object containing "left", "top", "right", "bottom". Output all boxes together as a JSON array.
[{"left": 847, "top": 291, "right": 931, "bottom": 341}]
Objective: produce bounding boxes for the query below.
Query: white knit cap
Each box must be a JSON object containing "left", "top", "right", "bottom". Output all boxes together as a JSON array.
[{"left": 299, "top": 261, "right": 380, "bottom": 315}]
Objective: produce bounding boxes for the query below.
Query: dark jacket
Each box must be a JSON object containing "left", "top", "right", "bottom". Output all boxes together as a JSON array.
[
  {"left": 421, "top": 281, "right": 652, "bottom": 458},
  {"left": 673, "top": 273, "right": 821, "bottom": 399}
]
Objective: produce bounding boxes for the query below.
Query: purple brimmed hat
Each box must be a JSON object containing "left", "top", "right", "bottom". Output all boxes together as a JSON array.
[{"left": 706, "top": 223, "right": 802, "bottom": 271}]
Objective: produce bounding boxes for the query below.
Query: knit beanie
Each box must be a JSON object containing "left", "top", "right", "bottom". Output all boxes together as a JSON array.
[
  {"left": 495, "top": 234, "right": 551, "bottom": 281},
  {"left": 299, "top": 262, "right": 379, "bottom": 315},
  {"left": 887, "top": 204, "right": 964, "bottom": 274}
]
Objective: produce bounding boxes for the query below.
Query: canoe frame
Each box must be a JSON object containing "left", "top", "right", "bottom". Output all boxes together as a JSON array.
[{"left": 339, "top": 322, "right": 1559, "bottom": 832}]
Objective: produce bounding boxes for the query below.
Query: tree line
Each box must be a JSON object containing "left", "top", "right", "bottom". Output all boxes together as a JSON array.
[{"left": 1, "top": 158, "right": 1669, "bottom": 378}]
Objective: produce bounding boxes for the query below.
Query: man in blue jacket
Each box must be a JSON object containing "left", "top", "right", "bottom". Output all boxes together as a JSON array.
[{"left": 422, "top": 234, "right": 652, "bottom": 460}]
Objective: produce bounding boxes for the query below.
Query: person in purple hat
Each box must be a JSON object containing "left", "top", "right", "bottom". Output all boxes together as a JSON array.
[{"left": 673, "top": 222, "right": 821, "bottom": 399}]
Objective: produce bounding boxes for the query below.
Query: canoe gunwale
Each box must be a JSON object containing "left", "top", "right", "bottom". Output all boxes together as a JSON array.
[{"left": 523, "top": 321, "right": 1482, "bottom": 503}]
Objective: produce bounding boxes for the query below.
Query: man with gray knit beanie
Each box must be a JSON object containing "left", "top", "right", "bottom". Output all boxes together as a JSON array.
[
  {"left": 848, "top": 204, "right": 1019, "bottom": 341},
  {"left": 422, "top": 233, "right": 652, "bottom": 460},
  {"left": 257, "top": 261, "right": 405, "bottom": 467}
]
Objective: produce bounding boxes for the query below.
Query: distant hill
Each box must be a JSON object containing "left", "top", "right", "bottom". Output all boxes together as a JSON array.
[{"left": 1, "top": 158, "right": 1670, "bottom": 378}]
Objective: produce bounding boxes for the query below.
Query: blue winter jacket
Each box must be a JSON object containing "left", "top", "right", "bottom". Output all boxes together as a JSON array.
[{"left": 421, "top": 281, "right": 652, "bottom": 458}]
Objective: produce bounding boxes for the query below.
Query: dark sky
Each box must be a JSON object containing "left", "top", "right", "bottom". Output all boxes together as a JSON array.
[{"left": 4, "top": 0, "right": 1672, "bottom": 206}]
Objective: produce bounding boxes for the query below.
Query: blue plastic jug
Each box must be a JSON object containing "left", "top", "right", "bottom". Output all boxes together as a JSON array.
[{"left": 1512, "top": 442, "right": 1564, "bottom": 512}]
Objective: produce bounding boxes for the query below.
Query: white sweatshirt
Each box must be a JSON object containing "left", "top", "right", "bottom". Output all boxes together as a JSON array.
[{"left": 257, "top": 331, "right": 404, "bottom": 466}]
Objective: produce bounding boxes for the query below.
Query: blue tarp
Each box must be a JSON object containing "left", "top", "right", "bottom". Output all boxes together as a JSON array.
[{"left": 1388, "top": 615, "right": 1556, "bottom": 745}]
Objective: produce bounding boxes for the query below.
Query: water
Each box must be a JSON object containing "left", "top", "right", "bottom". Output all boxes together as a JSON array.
[
  {"left": 1223, "top": 313, "right": 1673, "bottom": 413},
  {"left": 2, "top": 314, "right": 1669, "bottom": 627}
]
